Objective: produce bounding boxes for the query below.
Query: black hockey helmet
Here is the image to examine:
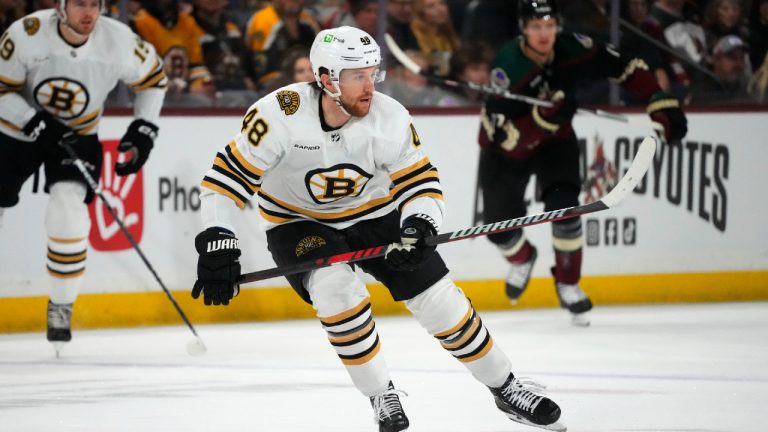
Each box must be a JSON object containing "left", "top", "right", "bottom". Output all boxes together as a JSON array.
[{"left": 518, "top": 0, "right": 561, "bottom": 30}]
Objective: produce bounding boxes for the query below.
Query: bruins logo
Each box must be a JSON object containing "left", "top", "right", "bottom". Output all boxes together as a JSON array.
[
  {"left": 33, "top": 78, "right": 90, "bottom": 120},
  {"left": 305, "top": 163, "right": 373, "bottom": 205},
  {"left": 23, "top": 17, "right": 40, "bottom": 36},
  {"left": 295, "top": 235, "right": 326, "bottom": 257},
  {"left": 276, "top": 90, "right": 300, "bottom": 116}
]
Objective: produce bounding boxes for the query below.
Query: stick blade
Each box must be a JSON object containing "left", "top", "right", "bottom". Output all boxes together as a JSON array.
[
  {"left": 601, "top": 135, "right": 657, "bottom": 208},
  {"left": 384, "top": 33, "right": 422, "bottom": 75}
]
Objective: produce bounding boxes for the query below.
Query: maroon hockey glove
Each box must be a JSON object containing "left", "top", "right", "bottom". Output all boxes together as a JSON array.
[
  {"left": 647, "top": 91, "right": 687, "bottom": 141},
  {"left": 385, "top": 215, "right": 438, "bottom": 271},
  {"left": 193, "top": 227, "right": 241, "bottom": 306},
  {"left": 22, "top": 110, "right": 77, "bottom": 148},
  {"left": 115, "top": 119, "right": 158, "bottom": 176},
  {"left": 532, "top": 91, "right": 577, "bottom": 133}
]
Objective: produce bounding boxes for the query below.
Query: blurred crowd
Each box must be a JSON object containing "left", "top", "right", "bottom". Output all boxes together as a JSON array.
[{"left": 1, "top": 0, "right": 767, "bottom": 107}]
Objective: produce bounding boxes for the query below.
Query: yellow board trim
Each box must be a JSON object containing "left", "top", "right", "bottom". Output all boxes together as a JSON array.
[{"left": 1, "top": 271, "right": 767, "bottom": 333}]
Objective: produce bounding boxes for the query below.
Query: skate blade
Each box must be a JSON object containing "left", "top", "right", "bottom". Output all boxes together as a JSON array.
[
  {"left": 571, "top": 312, "right": 590, "bottom": 327},
  {"left": 503, "top": 412, "right": 567, "bottom": 431},
  {"left": 51, "top": 341, "right": 67, "bottom": 358}
]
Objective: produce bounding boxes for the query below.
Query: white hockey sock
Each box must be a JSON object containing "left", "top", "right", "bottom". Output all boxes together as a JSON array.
[
  {"left": 308, "top": 266, "right": 391, "bottom": 397},
  {"left": 46, "top": 182, "right": 90, "bottom": 305},
  {"left": 406, "top": 277, "right": 512, "bottom": 388}
]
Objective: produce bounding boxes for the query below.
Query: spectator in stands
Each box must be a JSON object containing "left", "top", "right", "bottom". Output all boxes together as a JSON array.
[
  {"left": 262, "top": 47, "right": 313, "bottom": 92},
  {"left": 561, "top": 0, "right": 611, "bottom": 44},
  {"left": 651, "top": 0, "right": 708, "bottom": 65},
  {"left": 693, "top": 34, "right": 753, "bottom": 102},
  {"left": 190, "top": 0, "right": 255, "bottom": 97},
  {"left": 441, "top": 41, "right": 494, "bottom": 106},
  {"left": 748, "top": 0, "right": 768, "bottom": 71},
  {"left": 323, "top": 0, "right": 379, "bottom": 35},
  {"left": 245, "top": 0, "right": 319, "bottom": 87},
  {"left": 132, "top": 0, "right": 215, "bottom": 105},
  {"left": 620, "top": 0, "right": 672, "bottom": 97},
  {"left": 379, "top": 49, "right": 457, "bottom": 106},
  {"left": 387, "top": 0, "right": 420, "bottom": 54},
  {"left": 28, "top": 0, "right": 55, "bottom": 12},
  {"left": 703, "top": 0, "right": 748, "bottom": 52},
  {"left": 461, "top": 0, "right": 518, "bottom": 51},
  {"left": 411, "top": 0, "right": 460, "bottom": 77},
  {"left": 1, "top": 0, "right": 23, "bottom": 34}
]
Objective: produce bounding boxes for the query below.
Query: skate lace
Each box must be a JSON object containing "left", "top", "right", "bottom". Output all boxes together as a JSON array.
[
  {"left": 556, "top": 283, "right": 587, "bottom": 305},
  {"left": 47, "top": 304, "right": 72, "bottom": 329},
  {"left": 372, "top": 388, "right": 408, "bottom": 421},
  {"left": 506, "top": 259, "right": 535, "bottom": 287},
  {"left": 500, "top": 377, "right": 547, "bottom": 414}
]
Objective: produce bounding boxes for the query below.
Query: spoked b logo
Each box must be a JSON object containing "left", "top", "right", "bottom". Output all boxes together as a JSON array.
[{"left": 87, "top": 139, "right": 144, "bottom": 251}]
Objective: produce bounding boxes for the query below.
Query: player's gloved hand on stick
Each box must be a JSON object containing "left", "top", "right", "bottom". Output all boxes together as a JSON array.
[
  {"left": 647, "top": 91, "right": 687, "bottom": 141},
  {"left": 22, "top": 110, "right": 77, "bottom": 148},
  {"left": 385, "top": 215, "right": 438, "bottom": 271},
  {"left": 193, "top": 227, "right": 241, "bottom": 306},
  {"left": 532, "top": 90, "right": 577, "bottom": 132},
  {"left": 115, "top": 119, "right": 158, "bottom": 176}
]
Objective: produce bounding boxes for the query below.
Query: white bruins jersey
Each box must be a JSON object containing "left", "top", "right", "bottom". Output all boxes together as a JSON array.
[
  {"left": 201, "top": 82, "right": 445, "bottom": 230},
  {"left": 0, "top": 9, "right": 167, "bottom": 141}
]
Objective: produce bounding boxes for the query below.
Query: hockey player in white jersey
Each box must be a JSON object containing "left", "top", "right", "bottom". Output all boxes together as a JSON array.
[
  {"left": 192, "top": 26, "right": 566, "bottom": 432},
  {"left": 0, "top": 0, "right": 167, "bottom": 355}
]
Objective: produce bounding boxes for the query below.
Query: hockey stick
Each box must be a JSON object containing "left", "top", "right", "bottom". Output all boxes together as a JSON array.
[
  {"left": 383, "top": 33, "right": 664, "bottom": 134},
  {"left": 239, "top": 136, "right": 656, "bottom": 284},
  {"left": 61, "top": 142, "right": 207, "bottom": 356}
]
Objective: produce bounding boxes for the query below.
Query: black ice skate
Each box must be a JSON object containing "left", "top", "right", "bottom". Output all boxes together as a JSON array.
[
  {"left": 46, "top": 301, "right": 72, "bottom": 357},
  {"left": 555, "top": 282, "right": 593, "bottom": 327},
  {"left": 505, "top": 247, "right": 538, "bottom": 304},
  {"left": 489, "top": 373, "right": 566, "bottom": 431},
  {"left": 370, "top": 381, "right": 409, "bottom": 432}
]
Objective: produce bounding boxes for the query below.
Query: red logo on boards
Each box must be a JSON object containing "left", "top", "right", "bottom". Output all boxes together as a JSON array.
[{"left": 87, "top": 139, "right": 144, "bottom": 251}]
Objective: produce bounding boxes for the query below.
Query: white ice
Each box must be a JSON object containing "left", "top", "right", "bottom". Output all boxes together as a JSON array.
[{"left": 1, "top": 302, "right": 766, "bottom": 432}]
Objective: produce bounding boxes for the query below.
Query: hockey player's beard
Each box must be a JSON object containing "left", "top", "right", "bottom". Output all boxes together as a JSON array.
[{"left": 340, "top": 93, "right": 373, "bottom": 117}]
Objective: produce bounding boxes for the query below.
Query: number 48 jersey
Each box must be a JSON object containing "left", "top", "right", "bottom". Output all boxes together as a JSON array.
[
  {"left": 200, "top": 82, "right": 446, "bottom": 231},
  {"left": 0, "top": 9, "right": 167, "bottom": 141}
]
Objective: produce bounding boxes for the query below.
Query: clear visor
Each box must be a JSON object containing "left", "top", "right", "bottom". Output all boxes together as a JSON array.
[{"left": 338, "top": 68, "right": 386, "bottom": 88}]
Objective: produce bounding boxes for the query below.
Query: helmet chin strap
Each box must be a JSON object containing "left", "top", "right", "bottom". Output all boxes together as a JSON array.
[{"left": 322, "top": 84, "right": 352, "bottom": 117}]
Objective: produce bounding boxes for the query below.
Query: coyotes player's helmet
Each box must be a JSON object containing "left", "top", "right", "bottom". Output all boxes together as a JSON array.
[
  {"left": 309, "top": 26, "right": 384, "bottom": 93},
  {"left": 517, "top": 0, "right": 561, "bottom": 30}
]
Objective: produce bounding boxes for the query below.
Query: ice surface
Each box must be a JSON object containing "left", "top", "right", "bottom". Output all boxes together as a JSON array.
[{"left": 1, "top": 302, "right": 766, "bottom": 432}]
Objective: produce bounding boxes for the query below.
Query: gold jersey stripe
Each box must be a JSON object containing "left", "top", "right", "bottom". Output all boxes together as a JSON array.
[
  {"left": 69, "top": 109, "right": 101, "bottom": 127},
  {"left": 647, "top": 98, "right": 679, "bottom": 113},
  {"left": 532, "top": 106, "right": 560, "bottom": 133},
  {"left": 0, "top": 117, "right": 21, "bottom": 131},
  {"left": 400, "top": 191, "right": 444, "bottom": 212},
  {"left": 390, "top": 157, "right": 430, "bottom": 182},
  {"left": 201, "top": 180, "right": 246, "bottom": 209},
  {"left": 340, "top": 340, "right": 381, "bottom": 366},
  {"left": 228, "top": 140, "right": 265, "bottom": 177},
  {"left": 134, "top": 70, "right": 168, "bottom": 91},
  {"left": 258, "top": 208, "right": 292, "bottom": 224},
  {"left": 0, "top": 74, "right": 24, "bottom": 87},
  {"left": 260, "top": 170, "right": 440, "bottom": 221},
  {"left": 128, "top": 59, "right": 162, "bottom": 87},
  {"left": 77, "top": 121, "right": 99, "bottom": 136},
  {"left": 213, "top": 158, "right": 260, "bottom": 194},
  {"left": 320, "top": 297, "right": 371, "bottom": 325},
  {"left": 457, "top": 337, "right": 494, "bottom": 363},
  {"left": 434, "top": 305, "right": 472, "bottom": 338}
]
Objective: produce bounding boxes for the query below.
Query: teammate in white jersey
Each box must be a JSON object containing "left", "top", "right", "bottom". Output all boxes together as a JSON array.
[
  {"left": 0, "top": 0, "right": 167, "bottom": 355},
  {"left": 192, "top": 26, "right": 566, "bottom": 432}
]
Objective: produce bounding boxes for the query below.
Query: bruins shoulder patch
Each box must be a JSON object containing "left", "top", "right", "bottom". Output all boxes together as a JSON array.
[
  {"left": 276, "top": 90, "right": 300, "bottom": 116},
  {"left": 295, "top": 235, "right": 326, "bottom": 257},
  {"left": 23, "top": 17, "right": 40, "bottom": 36}
]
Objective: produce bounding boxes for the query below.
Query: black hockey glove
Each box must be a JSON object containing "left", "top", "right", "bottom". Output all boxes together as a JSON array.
[
  {"left": 193, "top": 227, "right": 241, "bottom": 306},
  {"left": 22, "top": 110, "right": 77, "bottom": 148},
  {"left": 385, "top": 215, "right": 438, "bottom": 271},
  {"left": 647, "top": 91, "right": 687, "bottom": 141},
  {"left": 532, "top": 91, "right": 577, "bottom": 133},
  {"left": 115, "top": 119, "right": 158, "bottom": 176}
]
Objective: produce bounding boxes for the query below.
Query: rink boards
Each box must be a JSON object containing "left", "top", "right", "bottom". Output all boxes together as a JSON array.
[{"left": 0, "top": 109, "right": 766, "bottom": 331}]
